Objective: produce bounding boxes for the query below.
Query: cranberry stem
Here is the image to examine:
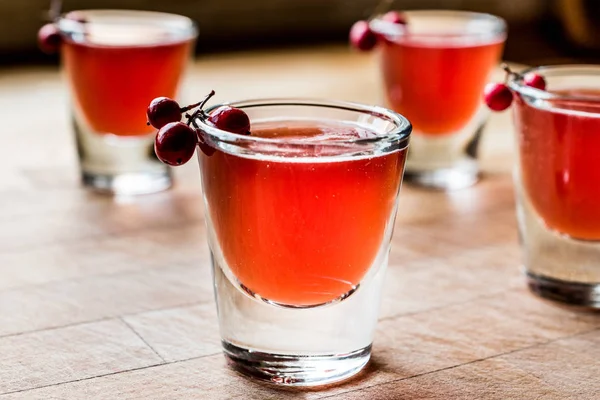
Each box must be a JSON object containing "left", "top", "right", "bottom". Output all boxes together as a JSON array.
[
  {"left": 47, "top": 0, "right": 62, "bottom": 21},
  {"left": 186, "top": 109, "right": 203, "bottom": 145},
  {"left": 183, "top": 90, "right": 216, "bottom": 127},
  {"left": 370, "top": 0, "right": 393, "bottom": 20},
  {"left": 186, "top": 108, "right": 205, "bottom": 128},
  {"left": 185, "top": 111, "right": 203, "bottom": 129},
  {"left": 502, "top": 63, "right": 520, "bottom": 84},
  {"left": 180, "top": 90, "right": 216, "bottom": 113}
]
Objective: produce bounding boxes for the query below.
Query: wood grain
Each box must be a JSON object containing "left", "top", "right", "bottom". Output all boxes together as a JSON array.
[
  {"left": 323, "top": 358, "right": 567, "bottom": 400},
  {"left": 0, "top": 320, "right": 163, "bottom": 394},
  {"left": 0, "top": 46, "right": 597, "bottom": 399},
  {"left": 0, "top": 264, "right": 212, "bottom": 337},
  {"left": 123, "top": 303, "right": 222, "bottom": 363},
  {"left": 380, "top": 244, "right": 522, "bottom": 319},
  {"left": 0, "top": 225, "right": 208, "bottom": 291}
]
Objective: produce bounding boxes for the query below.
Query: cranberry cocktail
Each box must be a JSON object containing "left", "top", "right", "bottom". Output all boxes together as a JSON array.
[
  {"left": 200, "top": 120, "right": 405, "bottom": 306},
  {"left": 351, "top": 10, "right": 506, "bottom": 189},
  {"left": 486, "top": 65, "right": 600, "bottom": 307},
  {"left": 146, "top": 93, "right": 411, "bottom": 385},
  {"left": 38, "top": 10, "right": 197, "bottom": 194}
]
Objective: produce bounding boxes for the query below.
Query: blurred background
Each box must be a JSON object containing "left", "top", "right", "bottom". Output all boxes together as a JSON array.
[{"left": 1, "top": 0, "right": 600, "bottom": 66}]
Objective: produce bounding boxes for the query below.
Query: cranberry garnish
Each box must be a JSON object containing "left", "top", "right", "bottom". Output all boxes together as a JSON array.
[
  {"left": 483, "top": 83, "right": 513, "bottom": 111},
  {"left": 523, "top": 73, "right": 547, "bottom": 91},
  {"left": 349, "top": 20, "right": 378, "bottom": 51},
  {"left": 149, "top": 90, "right": 252, "bottom": 164},
  {"left": 484, "top": 65, "right": 547, "bottom": 112},
  {"left": 154, "top": 122, "right": 198, "bottom": 166},
  {"left": 147, "top": 97, "right": 182, "bottom": 129},
  {"left": 38, "top": 24, "right": 62, "bottom": 54},
  {"left": 208, "top": 106, "right": 251, "bottom": 135},
  {"left": 382, "top": 11, "right": 406, "bottom": 25},
  {"left": 147, "top": 92, "right": 222, "bottom": 129}
]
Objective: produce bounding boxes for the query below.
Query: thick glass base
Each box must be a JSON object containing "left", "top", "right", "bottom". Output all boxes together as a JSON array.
[
  {"left": 403, "top": 111, "right": 485, "bottom": 190},
  {"left": 403, "top": 161, "right": 478, "bottom": 190},
  {"left": 526, "top": 271, "right": 600, "bottom": 309},
  {"left": 223, "top": 341, "right": 371, "bottom": 387},
  {"left": 73, "top": 113, "right": 172, "bottom": 196},
  {"left": 516, "top": 178, "right": 600, "bottom": 308},
  {"left": 82, "top": 170, "right": 172, "bottom": 195},
  {"left": 209, "top": 240, "right": 389, "bottom": 387}
]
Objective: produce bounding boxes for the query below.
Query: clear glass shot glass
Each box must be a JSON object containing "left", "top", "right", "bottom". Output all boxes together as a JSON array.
[
  {"left": 370, "top": 10, "right": 506, "bottom": 189},
  {"left": 195, "top": 99, "right": 411, "bottom": 386},
  {"left": 57, "top": 10, "right": 197, "bottom": 195},
  {"left": 510, "top": 65, "right": 600, "bottom": 308}
]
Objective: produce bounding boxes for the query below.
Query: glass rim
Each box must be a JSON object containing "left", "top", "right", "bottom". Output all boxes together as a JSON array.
[
  {"left": 508, "top": 64, "right": 600, "bottom": 104},
  {"left": 370, "top": 9, "right": 507, "bottom": 42},
  {"left": 56, "top": 9, "right": 198, "bottom": 43},
  {"left": 194, "top": 98, "right": 412, "bottom": 148}
]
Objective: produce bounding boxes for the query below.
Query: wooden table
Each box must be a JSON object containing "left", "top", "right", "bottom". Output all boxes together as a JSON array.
[{"left": 1, "top": 46, "right": 598, "bottom": 399}]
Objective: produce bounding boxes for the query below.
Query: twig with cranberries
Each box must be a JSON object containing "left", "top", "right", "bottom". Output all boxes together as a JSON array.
[
  {"left": 37, "top": 1, "right": 86, "bottom": 54},
  {"left": 483, "top": 64, "right": 547, "bottom": 112},
  {"left": 146, "top": 90, "right": 252, "bottom": 165},
  {"left": 349, "top": 11, "right": 406, "bottom": 52}
]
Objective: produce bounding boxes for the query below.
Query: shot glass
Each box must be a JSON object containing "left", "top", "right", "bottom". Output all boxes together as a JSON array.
[
  {"left": 370, "top": 10, "right": 506, "bottom": 189},
  {"left": 510, "top": 65, "right": 600, "bottom": 308},
  {"left": 195, "top": 99, "right": 411, "bottom": 386},
  {"left": 57, "top": 10, "right": 197, "bottom": 195}
]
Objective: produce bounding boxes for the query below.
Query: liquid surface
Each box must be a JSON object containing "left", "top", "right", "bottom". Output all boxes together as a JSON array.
[
  {"left": 515, "top": 89, "right": 600, "bottom": 240},
  {"left": 200, "top": 121, "right": 407, "bottom": 306},
  {"left": 380, "top": 37, "right": 503, "bottom": 135},
  {"left": 62, "top": 39, "right": 192, "bottom": 136}
]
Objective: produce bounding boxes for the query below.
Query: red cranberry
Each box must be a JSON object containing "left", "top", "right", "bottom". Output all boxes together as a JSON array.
[
  {"left": 208, "top": 106, "right": 251, "bottom": 135},
  {"left": 38, "top": 24, "right": 62, "bottom": 54},
  {"left": 523, "top": 73, "right": 547, "bottom": 91},
  {"left": 483, "top": 83, "right": 513, "bottom": 111},
  {"left": 154, "top": 122, "right": 198, "bottom": 166},
  {"left": 349, "top": 20, "right": 378, "bottom": 51},
  {"left": 198, "top": 135, "right": 216, "bottom": 157},
  {"left": 147, "top": 97, "right": 182, "bottom": 129}
]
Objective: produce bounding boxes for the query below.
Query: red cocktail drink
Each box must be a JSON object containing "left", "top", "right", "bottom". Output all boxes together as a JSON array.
[
  {"left": 514, "top": 89, "right": 600, "bottom": 240},
  {"left": 200, "top": 122, "right": 407, "bottom": 306},
  {"left": 56, "top": 10, "right": 197, "bottom": 194},
  {"left": 509, "top": 65, "right": 600, "bottom": 308},
  {"left": 195, "top": 99, "right": 410, "bottom": 386},
  {"left": 380, "top": 38, "right": 503, "bottom": 135},
  {"left": 370, "top": 11, "right": 506, "bottom": 189},
  {"left": 63, "top": 39, "right": 192, "bottom": 136}
]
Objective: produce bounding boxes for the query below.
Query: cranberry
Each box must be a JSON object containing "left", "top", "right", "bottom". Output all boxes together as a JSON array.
[
  {"left": 483, "top": 83, "right": 513, "bottom": 111},
  {"left": 147, "top": 97, "right": 182, "bottom": 129},
  {"left": 148, "top": 90, "right": 248, "bottom": 163},
  {"left": 198, "top": 135, "right": 216, "bottom": 157},
  {"left": 154, "top": 122, "right": 198, "bottom": 166},
  {"left": 38, "top": 24, "right": 62, "bottom": 54},
  {"left": 208, "top": 106, "right": 251, "bottom": 135},
  {"left": 523, "top": 73, "right": 547, "bottom": 91},
  {"left": 349, "top": 20, "right": 378, "bottom": 51},
  {"left": 382, "top": 11, "right": 406, "bottom": 25}
]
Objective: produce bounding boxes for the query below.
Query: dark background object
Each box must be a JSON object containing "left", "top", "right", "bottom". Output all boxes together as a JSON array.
[{"left": 1, "top": 0, "right": 598, "bottom": 65}]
